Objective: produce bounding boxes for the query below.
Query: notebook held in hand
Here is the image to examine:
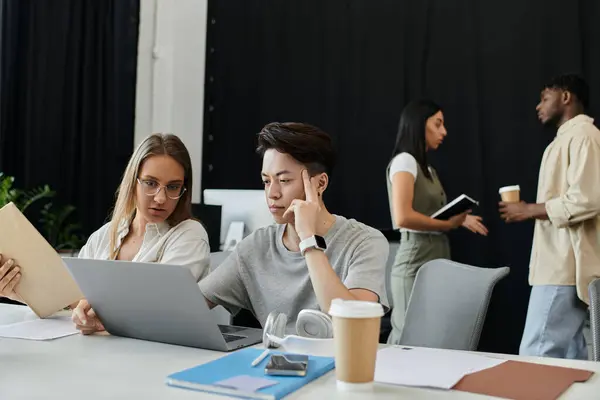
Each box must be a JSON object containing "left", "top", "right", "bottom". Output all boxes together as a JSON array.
[{"left": 431, "top": 194, "right": 479, "bottom": 220}]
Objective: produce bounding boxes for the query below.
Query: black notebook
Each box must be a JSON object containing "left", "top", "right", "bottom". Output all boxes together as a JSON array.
[{"left": 431, "top": 194, "right": 479, "bottom": 220}]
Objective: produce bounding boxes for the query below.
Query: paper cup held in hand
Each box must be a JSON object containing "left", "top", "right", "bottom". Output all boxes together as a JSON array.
[
  {"left": 499, "top": 185, "right": 520, "bottom": 203},
  {"left": 329, "top": 299, "right": 384, "bottom": 391}
]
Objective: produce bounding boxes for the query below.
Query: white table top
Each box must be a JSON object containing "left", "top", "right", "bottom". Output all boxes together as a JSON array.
[{"left": 1, "top": 303, "right": 599, "bottom": 399}]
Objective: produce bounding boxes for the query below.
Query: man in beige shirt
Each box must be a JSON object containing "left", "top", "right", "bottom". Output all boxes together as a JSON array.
[{"left": 499, "top": 74, "right": 600, "bottom": 360}]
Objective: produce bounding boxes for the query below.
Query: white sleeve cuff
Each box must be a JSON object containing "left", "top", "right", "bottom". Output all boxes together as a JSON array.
[{"left": 545, "top": 198, "right": 571, "bottom": 228}]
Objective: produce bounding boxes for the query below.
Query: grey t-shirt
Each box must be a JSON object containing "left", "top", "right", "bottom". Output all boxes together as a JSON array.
[{"left": 198, "top": 215, "right": 389, "bottom": 333}]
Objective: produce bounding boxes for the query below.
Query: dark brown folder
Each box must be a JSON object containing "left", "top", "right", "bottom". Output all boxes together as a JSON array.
[{"left": 453, "top": 360, "right": 593, "bottom": 400}]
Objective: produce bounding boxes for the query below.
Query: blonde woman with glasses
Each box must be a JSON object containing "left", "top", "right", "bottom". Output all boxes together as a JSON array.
[{"left": 71, "top": 133, "right": 210, "bottom": 334}]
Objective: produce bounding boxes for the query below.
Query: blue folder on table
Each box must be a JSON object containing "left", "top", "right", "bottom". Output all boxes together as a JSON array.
[{"left": 166, "top": 348, "right": 335, "bottom": 400}]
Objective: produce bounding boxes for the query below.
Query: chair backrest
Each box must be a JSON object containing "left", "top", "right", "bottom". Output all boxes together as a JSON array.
[
  {"left": 400, "top": 259, "right": 509, "bottom": 351},
  {"left": 209, "top": 251, "right": 231, "bottom": 271},
  {"left": 386, "top": 241, "right": 400, "bottom": 308},
  {"left": 588, "top": 278, "right": 600, "bottom": 361},
  {"left": 207, "top": 251, "right": 233, "bottom": 325}
]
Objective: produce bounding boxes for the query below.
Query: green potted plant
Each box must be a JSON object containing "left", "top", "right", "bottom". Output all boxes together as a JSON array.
[{"left": 0, "top": 172, "right": 86, "bottom": 254}]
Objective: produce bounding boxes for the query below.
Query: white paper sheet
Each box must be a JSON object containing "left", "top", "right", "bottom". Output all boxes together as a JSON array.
[
  {"left": 214, "top": 375, "right": 278, "bottom": 392},
  {"left": 374, "top": 346, "right": 506, "bottom": 389},
  {"left": 0, "top": 316, "right": 78, "bottom": 340}
]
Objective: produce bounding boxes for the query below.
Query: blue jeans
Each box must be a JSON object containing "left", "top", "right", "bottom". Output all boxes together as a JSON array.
[{"left": 519, "top": 285, "right": 588, "bottom": 360}]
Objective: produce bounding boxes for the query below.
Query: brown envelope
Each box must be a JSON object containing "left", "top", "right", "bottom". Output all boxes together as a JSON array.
[
  {"left": 0, "top": 202, "right": 84, "bottom": 317},
  {"left": 453, "top": 359, "right": 594, "bottom": 400}
]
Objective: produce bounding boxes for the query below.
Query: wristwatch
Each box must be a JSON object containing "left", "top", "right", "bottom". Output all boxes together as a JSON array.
[{"left": 299, "top": 235, "right": 327, "bottom": 256}]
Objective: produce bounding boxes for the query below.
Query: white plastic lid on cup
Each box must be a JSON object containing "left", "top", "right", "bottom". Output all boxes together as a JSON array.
[
  {"left": 499, "top": 185, "right": 520, "bottom": 194},
  {"left": 328, "top": 298, "right": 384, "bottom": 319}
]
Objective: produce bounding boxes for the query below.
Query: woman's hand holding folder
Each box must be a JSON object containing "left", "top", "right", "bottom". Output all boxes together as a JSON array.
[{"left": 0, "top": 254, "right": 24, "bottom": 302}]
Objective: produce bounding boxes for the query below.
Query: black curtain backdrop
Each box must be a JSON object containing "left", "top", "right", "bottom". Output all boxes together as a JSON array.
[
  {"left": 203, "top": 0, "right": 600, "bottom": 354},
  {"left": 0, "top": 0, "right": 140, "bottom": 238}
]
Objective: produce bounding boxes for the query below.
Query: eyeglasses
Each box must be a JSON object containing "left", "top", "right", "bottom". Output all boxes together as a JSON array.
[{"left": 136, "top": 178, "right": 187, "bottom": 200}]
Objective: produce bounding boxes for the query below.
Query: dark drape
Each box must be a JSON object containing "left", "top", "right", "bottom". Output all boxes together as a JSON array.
[
  {"left": 203, "top": 0, "right": 600, "bottom": 354},
  {"left": 0, "top": 0, "right": 140, "bottom": 237}
]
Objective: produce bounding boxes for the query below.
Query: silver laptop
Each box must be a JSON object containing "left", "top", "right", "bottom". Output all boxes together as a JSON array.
[{"left": 63, "top": 257, "right": 263, "bottom": 352}]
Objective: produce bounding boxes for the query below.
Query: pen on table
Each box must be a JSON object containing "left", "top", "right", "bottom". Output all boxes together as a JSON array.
[{"left": 251, "top": 349, "right": 270, "bottom": 367}]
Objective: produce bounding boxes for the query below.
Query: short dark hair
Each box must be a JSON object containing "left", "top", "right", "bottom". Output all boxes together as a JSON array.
[
  {"left": 544, "top": 73, "right": 589, "bottom": 109},
  {"left": 256, "top": 122, "right": 336, "bottom": 175}
]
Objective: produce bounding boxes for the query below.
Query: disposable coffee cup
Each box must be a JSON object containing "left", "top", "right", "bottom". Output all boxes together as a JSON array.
[
  {"left": 329, "top": 299, "right": 384, "bottom": 391},
  {"left": 499, "top": 185, "right": 520, "bottom": 202}
]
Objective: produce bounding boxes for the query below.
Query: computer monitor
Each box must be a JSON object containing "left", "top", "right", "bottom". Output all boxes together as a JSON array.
[
  {"left": 203, "top": 189, "right": 274, "bottom": 249},
  {"left": 191, "top": 203, "right": 222, "bottom": 252}
]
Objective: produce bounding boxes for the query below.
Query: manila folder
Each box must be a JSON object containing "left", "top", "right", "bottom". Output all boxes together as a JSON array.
[{"left": 0, "top": 202, "right": 84, "bottom": 317}]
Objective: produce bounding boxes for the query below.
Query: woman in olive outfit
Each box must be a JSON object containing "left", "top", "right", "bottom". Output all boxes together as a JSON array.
[{"left": 386, "top": 100, "right": 488, "bottom": 344}]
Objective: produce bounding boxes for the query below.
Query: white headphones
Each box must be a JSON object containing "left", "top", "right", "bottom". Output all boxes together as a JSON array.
[{"left": 263, "top": 309, "right": 334, "bottom": 348}]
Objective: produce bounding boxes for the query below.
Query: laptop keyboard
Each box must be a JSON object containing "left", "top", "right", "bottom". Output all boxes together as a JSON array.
[
  {"left": 218, "top": 325, "right": 246, "bottom": 334},
  {"left": 223, "top": 333, "right": 245, "bottom": 343},
  {"left": 219, "top": 325, "right": 248, "bottom": 343}
]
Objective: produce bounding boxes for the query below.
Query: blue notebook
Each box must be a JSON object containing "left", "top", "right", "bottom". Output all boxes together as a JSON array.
[{"left": 166, "top": 348, "right": 335, "bottom": 400}]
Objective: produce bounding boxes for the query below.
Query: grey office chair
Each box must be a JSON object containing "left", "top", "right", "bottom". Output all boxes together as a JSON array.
[
  {"left": 207, "top": 251, "right": 232, "bottom": 325},
  {"left": 386, "top": 241, "right": 400, "bottom": 308},
  {"left": 399, "top": 259, "right": 509, "bottom": 351},
  {"left": 588, "top": 278, "right": 600, "bottom": 361},
  {"left": 209, "top": 251, "right": 231, "bottom": 270}
]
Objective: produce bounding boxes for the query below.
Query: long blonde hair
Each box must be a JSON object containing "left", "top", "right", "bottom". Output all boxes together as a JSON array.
[{"left": 108, "top": 133, "right": 194, "bottom": 259}]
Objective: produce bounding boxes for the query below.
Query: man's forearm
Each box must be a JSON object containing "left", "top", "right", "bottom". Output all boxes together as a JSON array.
[
  {"left": 304, "top": 250, "right": 355, "bottom": 312},
  {"left": 527, "top": 203, "right": 549, "bottom": 220}
]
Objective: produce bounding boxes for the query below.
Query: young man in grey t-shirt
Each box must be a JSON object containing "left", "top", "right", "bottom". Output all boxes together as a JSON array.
[
  {"left": 72, "top": 122, "right": 389, "bottom": 335},
  {"left": 199, "top": 122, "right": 389, "bottom": 332}
]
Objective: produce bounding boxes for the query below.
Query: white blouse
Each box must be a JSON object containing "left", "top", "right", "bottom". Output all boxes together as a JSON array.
[{"left": 78, "top": 219, "right": 211, "bottom": 282}]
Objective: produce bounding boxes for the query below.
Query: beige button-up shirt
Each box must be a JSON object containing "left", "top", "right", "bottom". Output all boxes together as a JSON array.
[
  {"left": 78, "top": 219, "right": 211, "bottom": 282},
  {"left": 529, "top": 114, "right": 600, "bottom": 304}
]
